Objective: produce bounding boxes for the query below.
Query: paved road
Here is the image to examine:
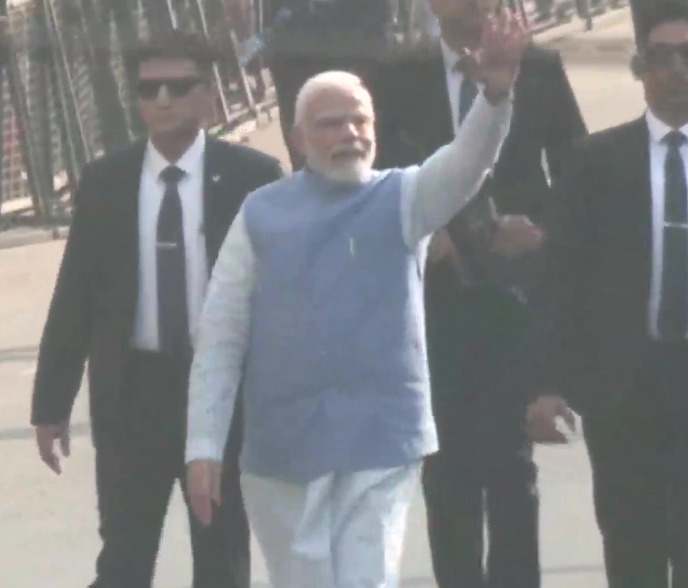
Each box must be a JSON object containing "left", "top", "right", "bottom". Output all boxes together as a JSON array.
[{"left": 0, "top": 13, "right": 641, "bottom": 588}]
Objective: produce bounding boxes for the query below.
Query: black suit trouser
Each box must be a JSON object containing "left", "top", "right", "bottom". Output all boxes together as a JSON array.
[
  {"left": 423, "top": 340, "right": 540, "bottom": 588},
  {"left": 89, "top": 350, "right": 248, "bottom": 588},
  {"left": 583, "top": 343, "right": 688, "bottom": 588}
]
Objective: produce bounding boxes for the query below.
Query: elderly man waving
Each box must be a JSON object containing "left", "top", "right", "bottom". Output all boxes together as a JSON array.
[{"left": 186, "top": 11, "right": 527, "bottom": 588}]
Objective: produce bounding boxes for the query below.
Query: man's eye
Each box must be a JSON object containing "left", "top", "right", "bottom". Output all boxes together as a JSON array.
[{"left": 316, "top": 119, "right": 343, "bottom": 129}]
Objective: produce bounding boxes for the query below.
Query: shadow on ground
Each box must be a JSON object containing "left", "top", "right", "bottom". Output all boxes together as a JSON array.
[
  {"left": 0, "top": 420, "right": 90, "bottom": 442},
  {"left": 543, "top": 564, "right": 605, "bottom": 576},
  {"left": 0, "top": 344, "right": 38, "bottom": 364}
]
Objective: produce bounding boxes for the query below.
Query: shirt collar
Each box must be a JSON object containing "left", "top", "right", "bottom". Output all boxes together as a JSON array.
[
  {"left": 145, "top": 129, "right": 206, "bottom": 180},
  {"left": 646, "top": 109, "right": 688, "bottom": 145},
  {"left": 441, "top": 38, "right": 461, "bottom": 73}
]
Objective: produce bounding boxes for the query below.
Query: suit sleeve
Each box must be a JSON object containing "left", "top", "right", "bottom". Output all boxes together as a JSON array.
[
  {"left": 543, "top": 52, "right": 587, "bottom": 182},
  {"left": 265, "top": 156, "right": 285, "bottom": 184},
  {"left": 530, "top": 141, "right": 596, "bottom": 410},
  {"left": 447, "top": 53, "right": 586, "bottom": 288},
  {"left": 245, "top": 148, "right": 284, "bottom": 189},
  {"left": 31, "top": 164, "right": 101, "bottom": 425}
]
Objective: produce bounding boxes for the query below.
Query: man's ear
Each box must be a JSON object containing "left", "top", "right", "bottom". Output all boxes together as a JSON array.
[
  {"left": 290, "top": 126, "right": 306, "bottom": 157},
  {"left": 631, "top": 54, "right": 645, "bottom": 79}
]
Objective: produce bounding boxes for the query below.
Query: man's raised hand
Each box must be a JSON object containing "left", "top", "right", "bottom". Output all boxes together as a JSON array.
[{"left": 474, "top": 10, "right": 529, "bottom": 102}]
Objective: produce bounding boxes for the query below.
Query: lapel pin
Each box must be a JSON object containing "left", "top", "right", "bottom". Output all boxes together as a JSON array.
[{"left": 212, "top": 174, "right": 221, "bottom": 184}]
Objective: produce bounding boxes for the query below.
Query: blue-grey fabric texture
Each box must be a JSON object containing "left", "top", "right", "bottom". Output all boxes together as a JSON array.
[{"left": 242, "top": 169, "right": 437, "bottom": 482}]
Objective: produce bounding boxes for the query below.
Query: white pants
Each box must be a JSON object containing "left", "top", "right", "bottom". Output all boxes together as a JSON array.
[{"left": 241, "top": 464, "right": 421, "bottom": 588}]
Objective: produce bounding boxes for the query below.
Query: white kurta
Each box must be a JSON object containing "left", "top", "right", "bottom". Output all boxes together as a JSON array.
[
  {"left": 187, "top": 91, "right": 513, "bottom": 588},
  {"left": 242, "top": 464, "right": 421, "bottom": 588}
]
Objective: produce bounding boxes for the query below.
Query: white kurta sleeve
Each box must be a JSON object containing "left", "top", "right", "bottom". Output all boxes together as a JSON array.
[
  {"left": 400, "top": 92, "right": 512, "bottom": 248},
  {"left": 186, "top": 207, "right": 256, "bottom": 463}
]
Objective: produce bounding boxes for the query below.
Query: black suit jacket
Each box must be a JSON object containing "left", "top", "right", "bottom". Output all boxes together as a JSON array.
[
  {"left": 372, "top": 44, "right": 587, "bottom": 394},
  {"left": 545, "top": 118, "right": 654, "bottom": 414},
  {"left": 374, "top": 44, "right": 586, "bottom": 221},
  {"left": 31, "top": 137, "right": 283, "bottom": 428}
]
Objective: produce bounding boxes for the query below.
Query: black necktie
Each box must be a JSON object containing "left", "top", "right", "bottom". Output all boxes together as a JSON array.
[
  {"left": 658, "top": 130, "right": 688, "bottom": 342},
  {"left": 157, "top": 165, "right": 190, "bottom": 357},
  {"left": 458, "top": 75, "right": 479, "bottom": 126}
]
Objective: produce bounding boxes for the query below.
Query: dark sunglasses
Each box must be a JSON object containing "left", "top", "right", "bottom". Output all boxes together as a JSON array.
[
  {"left": 136, "top": 77, "right": 203, "bottom": 100},
  {"left": 644, "top": 43, "right": 688, "bottom": 69}
]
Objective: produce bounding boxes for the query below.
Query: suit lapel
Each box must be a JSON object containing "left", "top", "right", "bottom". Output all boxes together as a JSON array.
[
  {"left": 613, "top": 118, "right": 653, "bottom": 299},
  {"left": 621, "top": 118, "right": 652, "bottom": 247},
  {"left": 121, "top": 141, "right": 147, "bottom": 297},
  {"left": 633, "top": 118, "right": 653, "bottom": 290},
  {"left": 202, "top": 138, "right": 232, "bottom": 268}
]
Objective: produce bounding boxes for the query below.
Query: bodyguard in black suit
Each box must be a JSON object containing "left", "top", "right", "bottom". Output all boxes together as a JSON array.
[
  {"left": 30, "top": 31, "right": 282, "bottom": 588},
  {"left": 373, "top": 1, "right": 586, "bottom": 586},
  {"left": 265, "top": 0, "right": 391, "bottom": 169},
  {"left": 528, "top": 3, "right": 688, "bottom": 586}
]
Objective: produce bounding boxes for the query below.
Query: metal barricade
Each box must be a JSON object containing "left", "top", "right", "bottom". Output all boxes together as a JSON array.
[
  {"left": 0, "top": 0, "right": 628, "bottom": 225},
  {"left": 0, "top": 0, "right": 274, "bottom": 224}
]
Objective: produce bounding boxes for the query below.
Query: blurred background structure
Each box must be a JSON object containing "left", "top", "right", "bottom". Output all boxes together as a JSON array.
[
  {"left": 0, "top": 0, "right": 631, "bottom": 227},
  {"left": 0, "top": 0, "right": 276, "bottom": 226}
]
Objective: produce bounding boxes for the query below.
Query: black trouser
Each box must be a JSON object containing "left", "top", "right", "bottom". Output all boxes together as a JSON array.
[
  {"left": 583, "top": 343, "right": 688, "bottom": 588},
  {"left": 423, "top": 280, "right": 540, "bottom": 588},
  {"left": 423, "top": 352, "right": 539, "bottom": 587},
  {"left": 89, "top": 350, "right": 248, "bottom": 588}
]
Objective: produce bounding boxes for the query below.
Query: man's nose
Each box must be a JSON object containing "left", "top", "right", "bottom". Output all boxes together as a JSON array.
[
  {"left": 342, "top": 121, "right": 359, "bottom": 138},
  {"left": 155, "top": 84, "right": 171, "bottom": 105}
]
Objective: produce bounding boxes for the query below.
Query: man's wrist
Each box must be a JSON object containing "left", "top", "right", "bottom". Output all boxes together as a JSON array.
[
  {"left": 185, "top": 438, "right": 223, "bottom": 464},
  {"left": 187, "top": 458, "right": 222, "bottom": 465},
  {"left": 483, "top": 86, "right": 511, "bottom": 105}
]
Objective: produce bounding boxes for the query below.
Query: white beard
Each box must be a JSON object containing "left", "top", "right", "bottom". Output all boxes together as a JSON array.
[{"left": 305, "top": 144, "right": 375, "bottom": 185}]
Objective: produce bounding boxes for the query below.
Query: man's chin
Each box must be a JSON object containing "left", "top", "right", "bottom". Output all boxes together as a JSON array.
[
  {"left": 324, "top": 165, "right": 371, "bottom": 185},
  {"left": 309, "top": 158, "right": 373, "bottom": 185},
  {"left": 150, "top": 124, "right": 195, "bottom": 140}
]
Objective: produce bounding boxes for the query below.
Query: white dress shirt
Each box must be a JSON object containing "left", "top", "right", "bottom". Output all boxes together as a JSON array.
[
  {"left": 132, "top": 130, "right": 209, "bottom": 352},
  {"left": 186, "top": 94, "right": 512, "bottom": 463},
  {"left": 421, "top": 0, "right": 441, "bottom": 37},
  {"left": 647, "top": 110, "right": 688, "bottom": 340},
  {"left": 441, "top": 39, "right": 485, "bottom": 137}
]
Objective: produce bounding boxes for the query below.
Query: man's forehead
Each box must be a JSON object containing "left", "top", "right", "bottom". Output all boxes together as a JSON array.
[
  {"left": 139, "top": 58, "right": 199, "bottom": 78},
  {"left": 308, "top": 87, "right": 373, "bottom": 116},
  {"left": 312, "top": 103, "right": 372, "bottom": 118},
  {"left": 649, "top": 20, "right": 688, "bottom": 45}
]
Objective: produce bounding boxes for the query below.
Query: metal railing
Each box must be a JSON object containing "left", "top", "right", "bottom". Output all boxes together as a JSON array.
[
  {"left": 0, "top": 0, "right": 628, "bottom": 226},
  {"left": 0, "top": 0, "right": 275, "bottom": 225}
]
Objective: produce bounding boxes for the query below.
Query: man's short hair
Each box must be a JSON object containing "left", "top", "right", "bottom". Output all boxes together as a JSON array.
[
  {"left": 125, "top": 29, "right": 219, "bottom": 78},
  {"left": 639, "top": 1, "right": 688, "bottom": 47},
  {"left": 294, "top": 71, "right": 371, "bottom": 127}
]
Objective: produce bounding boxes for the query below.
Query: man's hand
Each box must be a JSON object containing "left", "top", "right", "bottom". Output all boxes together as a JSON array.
[
  {"left": 474, "top": 11, "right": 529, "bottom": 102},
  {"left": 490, "top": 215, "right": 543, "bottom": 258},
  {"left": 526, "top": 396, "right": 576, "bottom": 444},
  {"left": 428, "top": 228, "right": 459, "bottom": 264},
  {"left": 35, "top": 420, "right": 70, "bottom": 475},
  {"left": 187, "top": 459, "right": 223, "bottom": 526}
]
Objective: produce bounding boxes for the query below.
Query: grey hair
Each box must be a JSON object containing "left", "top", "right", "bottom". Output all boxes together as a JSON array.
[{"left": 293, "top": 70, "right": 371, "bottom": 127}]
